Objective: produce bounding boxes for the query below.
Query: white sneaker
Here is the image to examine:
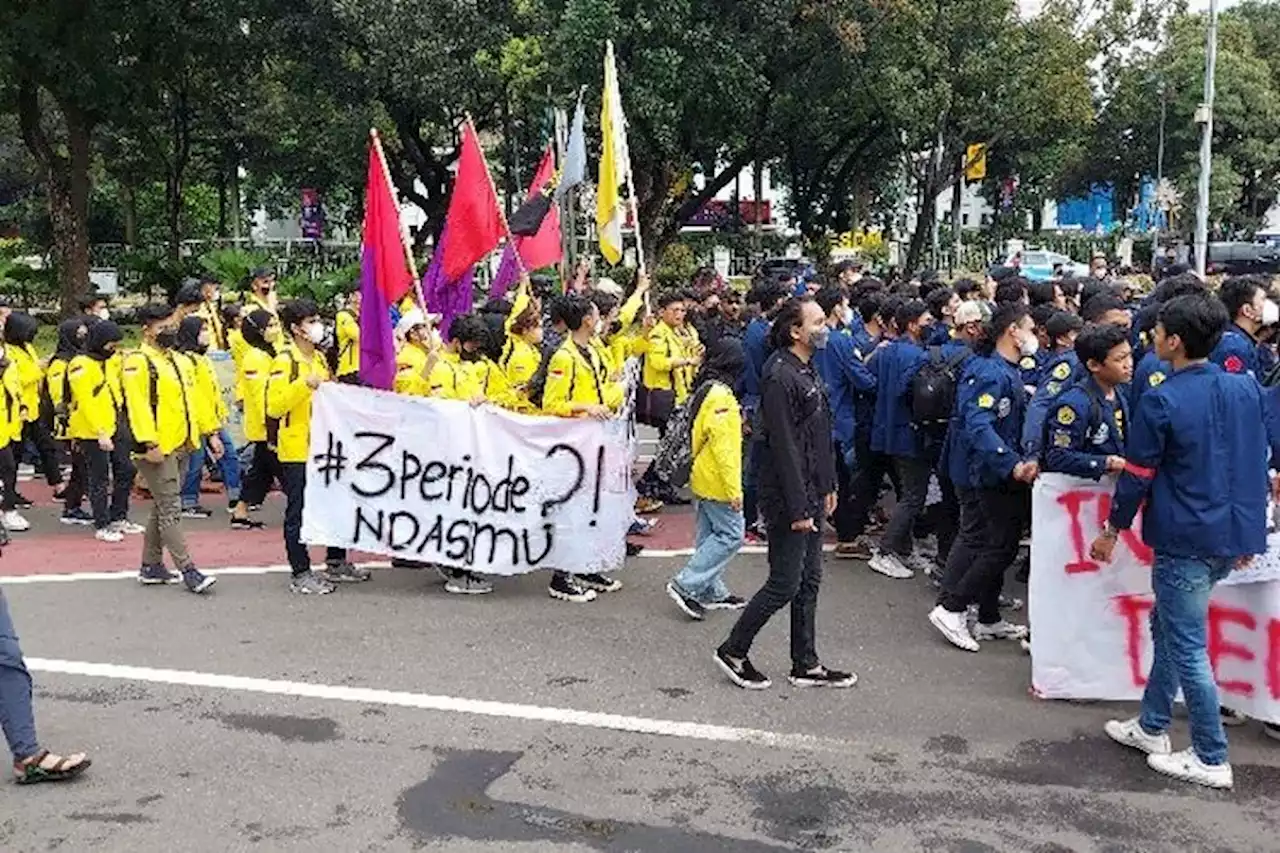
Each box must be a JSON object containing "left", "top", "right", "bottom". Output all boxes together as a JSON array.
[
  {"left": 869, "top": 551, "right": 914, "bottom": 579},
  {"left": 1220, "top": 707, "right": 1249, "bottom": 727},
  {"left": 1104, "top": 717, "right": 1172, "bottom": 756},
  {"left": 929, "top": 605, "right": 980, "bottom": 652},
  {"left": 905, "top": 549, "right": 936, "bottom": 575},
  {"left": 113, "top": 520, "right": 146, "bottom": 535},
  {"left": 2, "top": 510, "right": 30, "bottom": 532},
  {"left": 972, "top": 620, "right": 1029, "bottom": 641},
  {"left": 1147, "top": 748, "right": 1233, "bottom": 789},
  {"left": 1264, "top": 724, "right": 1280, "bottom": 743},
  {"left": 444, "top": 573, "right": 494, "bottom": 595},
  {"left": 94, "top": 527, "right": 124, "bottom": 543}
]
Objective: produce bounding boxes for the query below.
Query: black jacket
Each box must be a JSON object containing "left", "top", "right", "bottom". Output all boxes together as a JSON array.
[{"left": 757, "top": 348, "right": 837, "bottom": 525}]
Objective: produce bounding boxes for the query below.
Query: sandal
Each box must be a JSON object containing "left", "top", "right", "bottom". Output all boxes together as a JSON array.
[{"left": 14, "top": 749, "right": 91, "bottom": 785}]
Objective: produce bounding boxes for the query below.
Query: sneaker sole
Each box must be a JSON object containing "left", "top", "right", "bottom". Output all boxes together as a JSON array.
[
  {"left": 713, "top": 653, "right": 771, "bottom": 690},
  {"left": 702, "top": 601, "right": 746, "bottom": 611},
  {"left": 868, "top": 561, "right": 913, "bottom": 580},
  {"left": 326, "top": 574, "right": 372, "bottom": 583},
  {"left": 291, "top": 585, "right": 335, "bottom": 595},
  {"left": 1104, "top": 724, "right": 1170, "bottom": 756},
  {"left": 1263, "top": 727, "right": 1280, "bottom": 743},
  {"left": 581, "top": 581, "right": 623, "bottom": 593},
  {"left": 137, "top": 577, "right": 180, "bottom": 586},
  {"left": 665, "top": 583, "right": 705, "bottom": 620},
  {"left": 1146, "top": 757, "right": 1232, "bottom": 789},
  {"left": 549, "top": 588, "right": 597, "bottom": 603},
  {"left": 445, "top": 583, "right": 494, "bottom": 595},
  {"left": 60, "top": 518, "right": 94, "bottom": 527},
  {"left": 788, "top": 674, "right": 858, "bottom": 689},
  {"left": 188, "top": 577, "right": 218, "bottom": 594},
  {"left": 973, "top": 630, "right": 1029, "bottom": 642},
  {"left": 929, "top": 610, "right": 980, "bottom": 652}
]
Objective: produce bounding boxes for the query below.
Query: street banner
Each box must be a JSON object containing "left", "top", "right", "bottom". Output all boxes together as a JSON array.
[
  {"left": 1030, "top": 473, "right": 1280, "bottom": 724},
  {"left": 301, "top": 384, "right": 636, "bottom": 576}
]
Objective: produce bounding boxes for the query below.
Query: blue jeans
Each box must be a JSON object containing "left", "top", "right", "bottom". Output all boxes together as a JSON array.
[
  {"left": 0, "top": 589, "right": 39, "bottom": 761},
  {"left": 1138, "top": 553, "right": 1232, "bottom": 766},
  {"left": 672, "top": 500, "right": 744, "bottom": 603},
  {"left": 181, "top": 427, "right": 242, "bottom": 509}
]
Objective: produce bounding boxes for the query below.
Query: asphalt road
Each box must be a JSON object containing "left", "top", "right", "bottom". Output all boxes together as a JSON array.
[{"left": 3, "top": 510, "right": 1280, "bottom": 852}]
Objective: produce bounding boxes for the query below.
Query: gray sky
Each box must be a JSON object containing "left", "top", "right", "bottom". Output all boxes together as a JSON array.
[{"left": 1021, "top": 0, "right": 1243, "bottom": 15}]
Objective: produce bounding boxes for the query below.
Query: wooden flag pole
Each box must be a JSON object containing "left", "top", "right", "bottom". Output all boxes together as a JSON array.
[
  {"left": 369, "top": 128, "right": 425, "bottom": 308},
  {"left": 463, "top": 113, "right": 528, "bottom": 281}
]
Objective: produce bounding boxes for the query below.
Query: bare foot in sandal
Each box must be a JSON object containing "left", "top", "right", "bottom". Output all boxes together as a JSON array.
[{"left": 14, "top": 749, "right": 91, "bottom": 785}]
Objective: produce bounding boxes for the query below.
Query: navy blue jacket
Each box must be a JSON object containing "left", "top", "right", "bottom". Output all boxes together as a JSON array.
[
  {"left": 924, "top": 323, "right": 952, "bottom": 348},
  {"left": 1110, "top": 362, "right": 1277, "bottom": 558},
  {"left": 1021, "top": 351, "right": 1083, "bottom": 458},
  {"left": 1043, "top": 378, "right": 1128, "bottom": 480},
  {"left": 815, "top": 326, "right": 876, "bottom": 450},
  {"left": 870, "top": 339, "right": 927, "bottom": 458},
  {"left": 738, "top": 316, "right": 770, "bottom": 414},
  {"left": 1129, "top": 350, "right": 1170, "bottom": 412},
  {"left": 1018, "top": 351, "right": 1046, "bottom": 387},
  {"left": 1209, "top": 323, "right": 1260, "bottom": 378},
  {"left": 952, "top": 352, "right": 1031, "bottom": 488}
]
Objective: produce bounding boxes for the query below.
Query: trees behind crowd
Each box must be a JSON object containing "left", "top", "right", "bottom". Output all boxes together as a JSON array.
[{"left": 2, "top": 0, "right": 1280, "bottom": 313}]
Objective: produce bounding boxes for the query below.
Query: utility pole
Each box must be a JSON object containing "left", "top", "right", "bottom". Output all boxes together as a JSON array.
[{"left": 1193, "top": 0, "right": 1219, "bottom": 278}]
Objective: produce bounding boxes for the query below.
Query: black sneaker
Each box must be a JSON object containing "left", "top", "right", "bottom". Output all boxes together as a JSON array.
[
  {"left": 324, "top": 561, "right": 372, "bottom": 583},
  {"left": 788, "top": 665, "right": 858, "bottom": 689},
  {"left": 60, "top": 507, "right": 94, "bottom": 526},
  {"left": 181, "top": 505, "right": 214, "bottom": 519},
  {"left": 704, "top": 594, "right": 747, "bottom": 611},
  {"left": 391, "top": 557, "right": 430, "bottom": 569},
  {"left": 51, "top": 488, "right": 68, "bottom": 503},
  {"left": 578, "top": 572, "right": 622, "bottom": 593},
  {"left": 12, "top": 493, "right": 34, "bottom": 509},
  {"left": 625, "top": 542, "right": 644, "bottom": 557},
  {"left": 137, "top": 564, "right": 179, "bottom": 585},
  {"left": 665, "top": 582, "right": 706, "bottom": 620},
  {"left": 182, "top": 568, "right": 217, "bottom": 594},
  {"left": 548, "top": 573, "right": 597, "bottom": 603},
  {"left": 230, "top": 517, "right": 265, "bottom": 530},
  {"left": 714, "top": 646, "right": 771, "bottom": 690}
]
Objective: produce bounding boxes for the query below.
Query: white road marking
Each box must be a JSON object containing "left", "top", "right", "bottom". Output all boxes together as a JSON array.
[
  {"left": 26, "top": 657, "right": 845, "bottom": 753},
  {"left": 0, "top": 545, "right": 846, "bottom": 585}
]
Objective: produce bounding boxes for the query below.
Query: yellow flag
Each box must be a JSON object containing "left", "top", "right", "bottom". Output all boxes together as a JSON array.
[
  {"left": 597, "top": 40, "right": 629, "bottom": 265},
  {"left": 965, "top": 143, "right": 987, "bottom": 181}
]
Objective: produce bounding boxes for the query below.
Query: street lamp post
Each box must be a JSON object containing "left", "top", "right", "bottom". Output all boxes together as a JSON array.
[
  {"left": 1151, "top": 85, "right": 1167, "bottom": 273},
  {"left": 1193, "top": 0, "right": 1220, "bottom": 278}
]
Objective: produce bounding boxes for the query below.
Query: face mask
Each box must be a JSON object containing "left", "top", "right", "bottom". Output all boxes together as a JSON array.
[
  {"left": 842, "top": 306, "right": 855, "bottom": 327},
  {"left": 156, "top": 329, "right": 178, "bottom": 350},
  {"left": 197, "top": 335, "right": 211, "bottom": 353},
  {"left": 809, "top": 326, "right": 831, "bottom": 350},
  {"left": 1018, "top": 332, "right": 1039, "bottom": 357},
  {"left": 1263, "top": 300, "right": 1279, "bottom": 327},
  {"left": 264, "top": 326, "right": 280, "bottom": 342},
  {"left": 97, "top": 308, "right": 110, "bottom": 321},
  {"left": 305, "top": 322, "right": 326, "bottom": 345}
]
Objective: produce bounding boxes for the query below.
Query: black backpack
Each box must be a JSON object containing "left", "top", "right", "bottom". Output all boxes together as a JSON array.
[
  {"left": 911, "top": 346, "right": 972, "bottom": 430},
  {"left": 649, "top": 381, "right": 717, "bottom": 489}
]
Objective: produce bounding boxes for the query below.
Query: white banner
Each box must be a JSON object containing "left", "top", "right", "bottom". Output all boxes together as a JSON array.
[
  {"left": 301, "top": 384, "right": 636, "bottom": 576},
  {"left": 1030, "top": 473, "right": 1280, "bottom": 723}
]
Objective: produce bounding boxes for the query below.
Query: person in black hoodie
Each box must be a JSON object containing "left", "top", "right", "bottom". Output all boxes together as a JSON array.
[
  {"left": 48, "top": 317, "right": 91, "bottom": 525},
  {"left": 714, "top": 296, "right": 856, "bottom": 691}
]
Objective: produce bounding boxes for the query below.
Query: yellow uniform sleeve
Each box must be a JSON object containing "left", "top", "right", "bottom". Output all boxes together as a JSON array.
[
  {"left": 702, "top": 386, "right": 743, "bottom": 499},
  {"left": 618, "top": 289, "right": 644, "bottom": 328},
  {"left": 122, "top": 353, "right": 159, "bottom": 446},
  {"left": 541, "top": 349, "right": 577, "bottom": 417},
  {"left": 266, "top": 352, "right": 308, "bottom": 420},
  {"left": 645, "top": 326, "right": 678, "bottom": 374},
  {"left": 68, "top": 360, "right": 114, "bottom": 439}
]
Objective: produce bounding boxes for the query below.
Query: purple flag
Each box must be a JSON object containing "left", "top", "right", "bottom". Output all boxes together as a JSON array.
[
  {"left": 423, "top": 220, "right": 476, "bottom": 339},
  {"left": 358, "top": 249, "right": 397, "bottom": 389},
  {"left": 490, "top": 243, "right": 520, "bottom": 301}
]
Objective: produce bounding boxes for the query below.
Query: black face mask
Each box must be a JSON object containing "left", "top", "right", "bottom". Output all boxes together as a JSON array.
[
  {"left": 459, "top": 347, "right": 481, "bottom": 363},
  {"left": 156, "top": 330, "right": 178, "bottom": 350}
]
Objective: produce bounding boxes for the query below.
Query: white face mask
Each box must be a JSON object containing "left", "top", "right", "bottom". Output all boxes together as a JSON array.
[
  {"left": 842, "top": 306, "right": 855, "bottom": 327},
  {"left": 97, "top": 308, "right": 110, "bottom": 321},
  {"left": 1263, "top": 300, "right": 1279, "bottom": 327},
  {"left": 305, "top": 322, "right": 326, "bottom": 344},
  {"left": 1019, "top": 332, "right": 1040, "bottom": 357}
]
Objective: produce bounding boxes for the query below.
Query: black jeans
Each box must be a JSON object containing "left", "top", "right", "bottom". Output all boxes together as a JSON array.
[
  {"left": 60, "top": 443, "right": 88, "bottom": 511},
  {"left": 241, "top": 441, "right": 283, "bottom": 508},
  {"left": 722, "top": 518, "right": 824, "bottom": 670},
  {"left": 938, "top": 484, "right": 1028, "bottom": 624},
  {"left": 879, "top": 455, "right": 933, "bottom": 557},
  {"left": 846, "top": 431, "right": 896, "bottom": 539},
  {"left": 22, "top": 418, "right": 62, "bottom": 487},
  {"left": 0, "top": 445, "right": 16, "bottom": 511},
  {"left": 928, "top": 475, "right": 960, "bottom": 567},
  {"left": 281, "top": 462, "right": 345, "bottom": 576},
  {"left": 84, "top": 438, "right": 136, "bottom": 529},
  {"left": 741, "top": 432, "right": 762, "bottom": 531},
  {"left": 832, "top": 444, "right": 859, "bottom": 543}
]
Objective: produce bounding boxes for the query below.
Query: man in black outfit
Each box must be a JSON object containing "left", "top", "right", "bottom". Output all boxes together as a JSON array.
[{"left": 715, "top": 296, "right": 857, "bottom": 690}]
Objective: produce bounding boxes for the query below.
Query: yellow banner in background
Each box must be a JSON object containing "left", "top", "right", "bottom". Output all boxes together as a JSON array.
[{"left": 965, "top": 143, "right": 987, "bottom": 181}]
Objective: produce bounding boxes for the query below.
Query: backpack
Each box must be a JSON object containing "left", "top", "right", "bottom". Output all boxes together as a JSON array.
[
  {"left": 910, "top": 346, "right": 972, "bottom": 430},
  {"left": 649, "top": 381, "right": 717, "bottom": 489},
  {"left": 526, "top": 342, "right": 557, "bottom": 410}
]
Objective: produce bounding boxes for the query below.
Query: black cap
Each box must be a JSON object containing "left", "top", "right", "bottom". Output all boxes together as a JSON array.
[
  {"left": 198, "top": 272, "right": 220, "bottom": 286},
  {"left": 988, "top": 264, "right": 1016, "bottom": 282},
  {"left": 249, "top": 266, "right": 275, "bottom": 280},
  {"left": 174, "top": 279, "right": 204, "bottom": 306}
]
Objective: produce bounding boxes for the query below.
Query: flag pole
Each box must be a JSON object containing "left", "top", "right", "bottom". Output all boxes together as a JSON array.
[
  {"left": 463, "top": 113, "right": 528, "bottom": 281},
  {"left": 369, "top": 128, "right": 425, "bottom": 307}
]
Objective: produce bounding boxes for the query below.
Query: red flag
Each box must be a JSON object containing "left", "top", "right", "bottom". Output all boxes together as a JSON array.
[
  {"left": 359, "top": 135, "right": 412, "bottom": 388},
  {"left": 518, "top": 146, "right": 562, "bottom": 271},
  {"left": 439, "top": 120, "right": 505, "bottom": 283}
]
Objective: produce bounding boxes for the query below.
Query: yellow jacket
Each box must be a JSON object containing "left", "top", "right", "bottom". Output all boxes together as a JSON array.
[
  {"left": 228, "top": 328, "right": 248, "bottom": 370},
  {"left": 427, "top": 353, "right": 479, "bottom": 400},
  {"left": 543, "top": 337, "right": 623, "bottom": 417},
  {"left": 194, "top": 301, "right": 227, "bottom": 351},
  {"left": 394, "top": 343, "right": 432, "bottom": 397},
  {"left": 7, "top": 342, "right": 42, "bottom": 423},
  {"left": 122, "top": 343, "right": 199, "bottom": 456},
  {"left": 46, "top": 356, "right": 72, "bottom": 439},
  {"left": 500, "top": 336, "right": 541, "bottom": 400},
  {"left": 243, "top": 294, "right": 280, "bottom": 352},
  {"left": 336, "top": 309, "right": 360, "bottom": 378},
  {"left": 267, "top": 343, "right": 329, "bottom": 463},
  {"left": 105, "top": 352, "right": 124, "bottom": 411},
  {"left": 187, "top": 352, "right": 227, "bottom": 433},
  {"left": 688, "top": 382, "right": 743, "bottom": 502},
  {"left": 469, "top": 358, "right": 520, "bottom": 410},
  {"left": 0, "top": 362, "right": 19, "bottom": 447},
  {"left": 643, "top": 321, "right": 698, "bottom": 403},
  {"left": 238, "top": 347, "right": 273, "bottom": 443},
  {"left": 66, "top": 355, "right": 117, "bottom": 441}
]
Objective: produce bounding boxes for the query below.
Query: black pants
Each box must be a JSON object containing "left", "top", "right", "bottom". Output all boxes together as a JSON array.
[
  {"left": 60, "top": 443, "right": 88, "bottom": 511},
  {"left": 928, "top": 475, "right": 960, "bottom": 567},
  {"left": 722, "top": 517, "right": 824, "bottom": 670},
  {"left": 281, "top": 462, "right": 345, "bottom": 576},
  {"left": 938, "top": 484, "right": 1028, "bottom": 624},
  {"left": 0, "top": 445, "right": 16, "bottom": 511},
  {"left": 832, "top": 445, "right": 859, "bottom": 543},
  {"left": 846, "top": 431, "right": 897, "bottom": 539},
  {"left": 241, "top": 441, "right": 283, "bottom": 508},
  {"left": 741, "top": 433, "right": 762, "bottom": 532},
  {"left": 84, "top": 437, "right": 136, "bottom": 530},
  {"left": 879, "top": 455, "right": 933, "bottom": 557},
  {"left": 22, "top": 419, "right": 62, "bottom": 487}
]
